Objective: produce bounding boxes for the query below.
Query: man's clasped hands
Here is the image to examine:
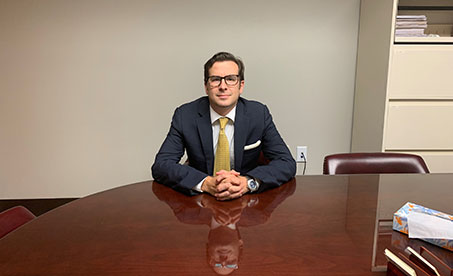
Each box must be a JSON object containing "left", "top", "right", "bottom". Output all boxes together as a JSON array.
[{"left": 201, "top": 170, "right": 249, "bottom": 201}]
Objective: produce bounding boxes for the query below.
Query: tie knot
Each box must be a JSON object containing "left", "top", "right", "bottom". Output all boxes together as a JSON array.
[{"left": 219, "top": 117, "right": 228, "bottom": 129}]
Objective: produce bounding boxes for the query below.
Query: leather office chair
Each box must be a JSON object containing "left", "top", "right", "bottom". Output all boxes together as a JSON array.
[
  {"left": 323, "top": 152, "right": 430, "bottom": 175},
  {"left": 0, "top": 206, "right": 36, "bottom": 239}
]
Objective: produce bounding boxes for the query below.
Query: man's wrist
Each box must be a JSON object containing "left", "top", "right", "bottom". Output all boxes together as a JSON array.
[{"left": 201, "top": 176, "right": 212, "bottom": 193}]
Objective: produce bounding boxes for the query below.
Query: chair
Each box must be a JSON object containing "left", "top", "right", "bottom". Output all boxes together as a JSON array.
[
  {"left": 323, "top": 152, "right": 430, "bottom": 175},
  {"left": 0, "top": 206, "right": 36, "bottom": 239}
]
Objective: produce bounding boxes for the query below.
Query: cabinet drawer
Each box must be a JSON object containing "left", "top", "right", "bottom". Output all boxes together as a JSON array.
[
  {"left": 385, "top": 151, "right": 453, "bottom": 173},
  {"left": 388, "top": 45, "right": 453, "bottom": 99},
  {"left": 385, "top": 102, "right": 453, "bottom": 150}
]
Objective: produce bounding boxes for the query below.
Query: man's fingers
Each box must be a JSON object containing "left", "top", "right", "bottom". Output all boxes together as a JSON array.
[
  {"left": 221, "top": 191, "right": 243, "bottom": 201},
  {"left": 216, "top": 182, "right": 231, "bottom": 193},
  {"left": 227, "top": 184, "right": 242, "bottom": 193},
  {"left": 212, "top": 174, "right": 248, "bottom": 200},
  {"left": 216, "top": 175, "right": 241, "bottom": 187},
  {"left": 215, "top": 190, "right": 231, "bottom": 200},
  {"left": 216, "top": 187, "right": 247, "bottom": 201},
  {"left": 229, "top": 176, "right": 242, "bottom": 186},
  {"left": 230, "top": 170, "right": 240, "bottom": 176},
  {"left": 215, "top": 170, "right": 240, "bottom": 177},
  {"left": 215, "top": 170, "right": 229, "bottom": 177},
  {"left": 231, "top": 187, "right": 248, "bottom": 198},
  {"left": 215, "top": 174, "right": 229, "bottom": 183}
]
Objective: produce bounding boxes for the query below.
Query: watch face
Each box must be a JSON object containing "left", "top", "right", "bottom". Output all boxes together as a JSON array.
[{"left": 249, "top": 180, "right": 257, "bottom": 191}]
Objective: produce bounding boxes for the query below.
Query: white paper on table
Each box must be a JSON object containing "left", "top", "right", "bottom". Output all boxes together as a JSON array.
[{"left": 407, "top": 211, "right": 453, "bottom": 239}]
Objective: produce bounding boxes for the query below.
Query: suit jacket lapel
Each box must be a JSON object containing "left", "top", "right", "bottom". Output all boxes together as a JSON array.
[
  {"left": 234, "top": 99, "right": 249, "bottom": 171},
  {"left": 197, "top": 99, "right": 214, "bottom": 174}
]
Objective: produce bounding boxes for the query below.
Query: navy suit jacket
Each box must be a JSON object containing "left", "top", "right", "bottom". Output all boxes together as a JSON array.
[{"left": 151, "top": 96, "right": 296, "bottom": 195}]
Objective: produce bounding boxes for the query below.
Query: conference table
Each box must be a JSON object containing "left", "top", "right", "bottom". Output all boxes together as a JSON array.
[{"left": 1, "top": 174, "right": 452, "bottom": 275}]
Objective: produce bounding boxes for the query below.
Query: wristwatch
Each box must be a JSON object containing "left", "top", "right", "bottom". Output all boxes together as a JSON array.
[{"left": 246, "top": 177, "right": 259, "bottom": 193}]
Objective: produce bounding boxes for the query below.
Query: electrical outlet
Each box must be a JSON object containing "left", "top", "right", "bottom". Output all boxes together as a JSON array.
[{"left": 296, "top": 146, "right": 307, "bottom": 162}]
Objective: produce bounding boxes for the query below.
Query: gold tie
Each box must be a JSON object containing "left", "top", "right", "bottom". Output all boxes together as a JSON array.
[{"left": 213, "top": 117, "right": 230, "bottom": 175}]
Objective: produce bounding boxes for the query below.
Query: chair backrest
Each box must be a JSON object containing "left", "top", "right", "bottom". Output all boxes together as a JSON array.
[
  {"left": 0, "top": 206, "right": 36, "bottom": 239},
  {"left": 323, "top": 152, "right": 430, "bottom": 175}
]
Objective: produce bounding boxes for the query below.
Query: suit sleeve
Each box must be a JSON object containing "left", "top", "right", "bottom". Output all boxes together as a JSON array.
[
  {"left": 151, "top": 107, "right": 208, "bottom": 196},
  {"left": 245, "top": 105, "right": 296, "bottom": 192}
]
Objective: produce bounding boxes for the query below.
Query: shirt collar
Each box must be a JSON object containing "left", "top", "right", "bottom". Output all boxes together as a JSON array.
[{"left": 210, "top": 105, "right": 236, "bottom": 124}]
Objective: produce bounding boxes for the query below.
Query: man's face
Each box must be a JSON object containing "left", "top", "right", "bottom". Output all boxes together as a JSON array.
[
  {"left": 207, "top": 226, "right": 243, "bottom": 275},
  {"left": 205, "top": 61, "right": 244, "bottom": 116}
]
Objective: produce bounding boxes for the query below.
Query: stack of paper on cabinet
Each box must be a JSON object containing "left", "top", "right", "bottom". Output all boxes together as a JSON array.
[{"left": 395, "top": 15, "right": 428, "bottom": 37}]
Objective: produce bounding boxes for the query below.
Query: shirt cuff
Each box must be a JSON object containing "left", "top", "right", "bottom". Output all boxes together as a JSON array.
[{"left": 192, "top": 177, "right": 206, "bottom": 193}]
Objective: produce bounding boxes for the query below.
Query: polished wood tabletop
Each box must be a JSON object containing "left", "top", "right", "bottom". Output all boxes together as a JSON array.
[{"left": 1, "top": 174, "right": 452, "bottom": 275}]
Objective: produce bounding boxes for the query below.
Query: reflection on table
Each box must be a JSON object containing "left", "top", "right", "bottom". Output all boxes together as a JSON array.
[{"left": 152, "top": 179, "right": 296, "bottom": 274}]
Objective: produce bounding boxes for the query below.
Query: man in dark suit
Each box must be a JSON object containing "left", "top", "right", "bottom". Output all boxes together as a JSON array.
[{"left": 152, "top": 52, "right": 296, "bottom": 200}]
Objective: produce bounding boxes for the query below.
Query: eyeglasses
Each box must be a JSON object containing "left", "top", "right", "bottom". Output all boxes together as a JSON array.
[
  {"left": 213, "top": 263, "right": 238, "bottom": 269},
  {"left": 207, "top": 75, "right": 240, "bottom": 88}
]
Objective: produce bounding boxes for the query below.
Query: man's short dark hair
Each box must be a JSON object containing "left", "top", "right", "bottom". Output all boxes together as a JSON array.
[{"left": 204, "top": 52, "right": 245, "bottom": 84}]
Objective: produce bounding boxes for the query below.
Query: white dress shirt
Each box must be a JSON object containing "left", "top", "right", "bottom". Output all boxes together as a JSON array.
[{"left": 192, "top": 106, "right": 236, "bottom": 192}]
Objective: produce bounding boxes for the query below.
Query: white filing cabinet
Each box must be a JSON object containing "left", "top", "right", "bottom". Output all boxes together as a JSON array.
[{"left": 352, "top": 0, "right": 453, "bottom": 172}]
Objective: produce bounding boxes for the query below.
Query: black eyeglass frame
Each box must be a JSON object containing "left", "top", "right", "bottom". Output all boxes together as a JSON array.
[
  {"left": 206, "top": 75, "right": 241, "bottom": 88},
  {"left": 213, "top": 263, "right": 239, "bottom": 269}
]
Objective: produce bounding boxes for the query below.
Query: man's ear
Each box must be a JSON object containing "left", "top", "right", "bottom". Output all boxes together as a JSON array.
[{"left": 239, "top": 80, "right": 245, "bottom": 94}]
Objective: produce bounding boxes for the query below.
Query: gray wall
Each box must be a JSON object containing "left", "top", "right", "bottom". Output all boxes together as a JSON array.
[{"left": 0, "top": 0, "right": 360, "bottom": 199}]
